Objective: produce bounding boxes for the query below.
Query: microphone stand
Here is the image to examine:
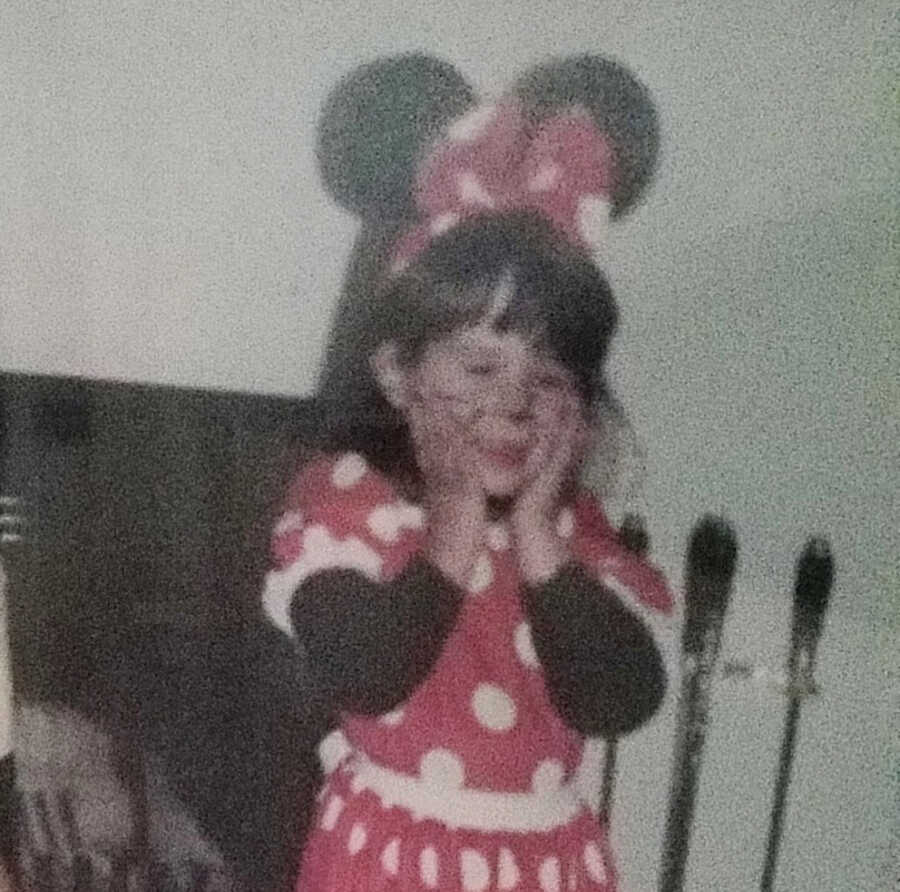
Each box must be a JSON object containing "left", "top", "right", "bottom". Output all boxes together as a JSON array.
[
  {"left": 658, "top": 516, "right": 738, "bottom": 892},
  {"left": 759, "top": 538, "right": 834, "bottom": 891}
]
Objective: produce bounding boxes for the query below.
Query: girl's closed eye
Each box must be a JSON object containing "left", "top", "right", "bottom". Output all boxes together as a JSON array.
[
  {"left": 537, "top": 374, "right": 565, "bottom": 389},
  {"left": 465, "top": 362, "right": 497, "bottom": 377},
  {"left": 534, "top": 366, "right": 572, "bottom": 392}
]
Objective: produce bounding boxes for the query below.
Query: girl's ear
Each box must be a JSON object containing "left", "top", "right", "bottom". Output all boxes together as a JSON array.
[
  {"left": 316, "top": 54, "right": 475, "bottom": 221},
  {"left": 511, "top": 54, "right": 660, "bottom": 219},
  {"left": 371, "top": 342, "right": 410, "bottom": 410}
]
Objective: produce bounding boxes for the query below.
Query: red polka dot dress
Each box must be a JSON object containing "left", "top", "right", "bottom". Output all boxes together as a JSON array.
[{"left": 261, "top": 453, "right": 673, "bottom": 892}]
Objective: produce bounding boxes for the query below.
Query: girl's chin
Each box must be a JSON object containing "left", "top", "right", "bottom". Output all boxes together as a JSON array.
[{"left": 475, "top": 464, "right": 529, "bottom": 500}]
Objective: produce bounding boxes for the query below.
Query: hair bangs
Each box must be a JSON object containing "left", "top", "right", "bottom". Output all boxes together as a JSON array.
[{"left": 382, "top": 212, "right": 618, "bottom": 402}]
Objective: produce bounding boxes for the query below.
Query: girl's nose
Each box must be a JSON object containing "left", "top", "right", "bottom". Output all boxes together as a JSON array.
[{"left": 498, "top": 377, "right": 534, "bottom": 424}]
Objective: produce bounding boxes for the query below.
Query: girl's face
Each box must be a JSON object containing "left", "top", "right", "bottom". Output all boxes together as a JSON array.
[{"left": 377, "top": 316, "right": 593, "bottom": 498}]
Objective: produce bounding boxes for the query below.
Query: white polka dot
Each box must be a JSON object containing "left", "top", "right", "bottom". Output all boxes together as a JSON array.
[
  {"left": 332, "top": 453, "right": 368, "bottom": 488},
  {"left": 273, "top": 510, "right": 304, "bottom": 536},
  {"left": 350, "top": 772, "right": 366, "bottom": 795},
  {"left": 514, "top": 622, "right": 540, "bottom": 669},
  {"left": 528, "top": 162, "right": 562, "bottom": 192},
  {"left": 486, "top": 523, "right": 510, "bottom": 551},
  {"left": 460, "top": 849, "right": 491, "bottom": 891},
  {"left": 457, "top": 171, "right": 496, "bottom": 208},
  {"left": 583, "top": 842, "right": 608, "bottom": 883},
  {"left": 539, "top": 856, "right": 562, "bottom": 892},
  {"left": 471, "top": 683, "right": 517, "bottom": 732},
  {"left": 321, "top": 795, "right": 344, "bottom": 831},
  {"left": 430, "top": 212, "right": 460, "bottom": 235},
  {"left": 532, "top": 759, "right": 565, "bottom": 794},
  {"left": 391, "top": 256, "right": 410, "bottom": 275},
  {"left": 420, "top": 846, "right": 439, "bottom": 888},
  {"left": 468, "top": 553, "right": 494, "bottom": 594},
  {"left": 448, "top": 104, "right": 498, "bottom": 142},
  {"left": 420, "top": 748, "right": 466, "bottom": 788},
  {"left": 556, "top": 508, "right": 575, "bottom": 539},
  {"left": 577, "top": 194, "right": 612, "bottom": 249},
  {"left": 379, "top": 708, "right": 405, "bottom": 726},
  {"left": 348, "top": 823, "right": 367, "bottom": 855},
  {"left": 381, "top": 838, "right": 400, "bottom": 876},
  {"left": 498, "top": 848, "right": 520, "bottom": 890},
  {"left": 367, "top": 501, "right": 425, "bottom": 543},
  {"left": 318, "top": 729, "right": 352, "bottom": 775}
]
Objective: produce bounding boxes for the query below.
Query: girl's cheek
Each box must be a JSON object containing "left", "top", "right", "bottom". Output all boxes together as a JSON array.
[
  {"left": 450, "top": 400, "right": 479, "bottom": 427},
  {"left": 535, "top": 390, "right": 576, "bottom": 430},
  {"left": 430, "top": 392, "right": 481, "bottom": 432},
  {"left": 533, "top": 390, "right": 560, "bottom": 423}
]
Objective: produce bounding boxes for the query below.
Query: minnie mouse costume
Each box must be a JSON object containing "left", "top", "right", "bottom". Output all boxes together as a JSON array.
[{"left": 264, "top": 451, "right": 671, "bottom": 891}]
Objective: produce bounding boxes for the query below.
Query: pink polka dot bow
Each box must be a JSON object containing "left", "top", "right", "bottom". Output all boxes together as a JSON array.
[{"left": 390, "top": 100, "right": 618, "bottom": 274}]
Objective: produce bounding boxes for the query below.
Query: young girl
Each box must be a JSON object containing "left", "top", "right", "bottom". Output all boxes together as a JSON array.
[{"left": 263, "top": 106, "right": 673, "bottom": 892}]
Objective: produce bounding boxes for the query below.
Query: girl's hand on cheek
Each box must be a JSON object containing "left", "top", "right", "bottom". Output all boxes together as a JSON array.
[
  {"left": 512, "top": 395, "right": 586, "bottom": 584},
  {"left": 409, "top": 394, "right": 486, "bottom": 588}
]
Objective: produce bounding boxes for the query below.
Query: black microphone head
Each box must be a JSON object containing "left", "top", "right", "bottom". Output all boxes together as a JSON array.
[
  {"left": 794, "top": 536, "right": 834, "bottom": 622},
  {"left": 687, "top": 515, "right": 739, "bottom": 583},
  {"left": 682, "top": 516, "right": 739, "bottom": 654}
]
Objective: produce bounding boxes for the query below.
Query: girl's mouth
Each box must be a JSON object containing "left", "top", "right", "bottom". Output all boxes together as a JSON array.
[{"left": 480, "top": 442, "right": 530, "bottom": 469}]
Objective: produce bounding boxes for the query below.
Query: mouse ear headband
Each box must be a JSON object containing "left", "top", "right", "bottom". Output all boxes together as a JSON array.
[
  {"left": 316, "top": 53, "right": 659, "bottom": 235},
  {"left": 314, "top": 54, "right": 659, "bottom": 411}
]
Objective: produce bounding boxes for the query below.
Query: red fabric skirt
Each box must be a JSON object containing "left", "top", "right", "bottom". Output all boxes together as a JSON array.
[{"left": 296, "top": 768, "right": 618, "bottom": 892}]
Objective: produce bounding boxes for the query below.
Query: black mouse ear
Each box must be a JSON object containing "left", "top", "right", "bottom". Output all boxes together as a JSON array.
[
  {"left": 316, "top": 54, "right": 475, "bottom": 221},
  {"left": 512, "top": 55, "right": 660, "bottom": 218}
]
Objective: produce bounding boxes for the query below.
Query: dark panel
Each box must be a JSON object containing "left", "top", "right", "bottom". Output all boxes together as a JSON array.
[
  {"left": 0, "top": 372, "right": 317, "bottom": 709},
  {"left": 2, "top": 372, "right": 329, "bottom": 889}
]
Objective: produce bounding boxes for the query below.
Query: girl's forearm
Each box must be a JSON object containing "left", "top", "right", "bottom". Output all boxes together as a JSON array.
[
  {"left": 522, "top": 563, "right": 667, "bottom": 737},
  {"left": 292, "top": 560, "right": 465, "bottom": 715}
]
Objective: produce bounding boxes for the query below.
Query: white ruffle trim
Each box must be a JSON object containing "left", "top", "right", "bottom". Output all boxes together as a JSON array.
[
  {"left": 262, "top": 524, "right": 383, "bottom": 637},
  {"left": 345, "top": 753, "right": 583, "bottom": 833}
]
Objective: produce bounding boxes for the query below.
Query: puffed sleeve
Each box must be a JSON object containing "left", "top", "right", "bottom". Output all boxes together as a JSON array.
[
  {"left": 521, "top": 495, "right": 675, "bottom": 737},
  {"left": 261, "top": 453, "right": 465, "bottom": 716}
]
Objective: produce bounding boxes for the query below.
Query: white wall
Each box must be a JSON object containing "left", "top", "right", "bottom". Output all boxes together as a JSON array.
[{"left": 1, "top": 2, "right": 896, "bottom": 889}]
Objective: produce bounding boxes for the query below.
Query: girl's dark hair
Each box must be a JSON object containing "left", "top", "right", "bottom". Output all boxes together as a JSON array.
[{"left": 315, "top": 211, "right": 619, "bottom": 483}]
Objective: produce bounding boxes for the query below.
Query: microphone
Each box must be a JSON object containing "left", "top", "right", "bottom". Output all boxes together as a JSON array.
[
  {"left": 760, "top": 537, "right": 834, "bottom": 891},
  {"left": 682, "top": 516, "right": 739, "bottom": 661},
  {"left": 789, "top": 537, "right": 834, "bottom": 682},
  {"left": 659, "top": 515, "right": 738, "bottom": 892}
]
